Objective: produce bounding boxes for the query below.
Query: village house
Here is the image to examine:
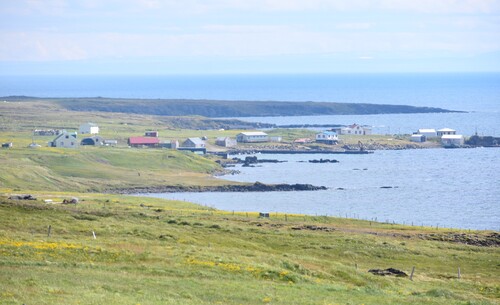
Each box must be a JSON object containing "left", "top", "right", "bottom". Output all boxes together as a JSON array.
[
  {"left": 332, "top": 124, "right": 372, "bottom": 135},
  {"left": 49, "top": 131, "right": 78, "bottom": 148},
  {"left": 182, "top": 138, "right": 206, "bottom": 148},
  {"left": 236, "top": 132, "right": 269, "bottom": 143},
  {"left": 79, "top": 123, "right": 99, "bottom": 135},
  {"left": 128, "top": 136, "right": 160, "bottom": 148},
  {"left": 437, "top": 128, "right": 457, "bottom": 137},
  {"left": 215, "top": 137, "right": 237, "bottom": 147},
  {"left": 417, "top": 128, "right": 437, "bottom": 138},
  {"left": 441, "top": 135, "right": 465, "bottom": 147},
  {"left": 315, "top": 131, "right": 339, "bottom": 145}
]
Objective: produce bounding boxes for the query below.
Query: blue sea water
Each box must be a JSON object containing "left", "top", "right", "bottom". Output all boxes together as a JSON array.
[{"left": 146, "top": 149, "right": 500, "bottom": 230}]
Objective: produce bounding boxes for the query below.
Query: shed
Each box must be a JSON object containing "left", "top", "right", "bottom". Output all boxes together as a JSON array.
[
  {"left": 2, "top": 142, "right": 13, "bottom": 148},
  {"left": 410, "top": 134, "right": 426, "bottom": 142}
]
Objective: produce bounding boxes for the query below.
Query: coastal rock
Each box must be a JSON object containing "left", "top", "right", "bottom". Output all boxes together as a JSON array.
[{"left": 107, "top": 182, "right": 328, "bottom": 194}]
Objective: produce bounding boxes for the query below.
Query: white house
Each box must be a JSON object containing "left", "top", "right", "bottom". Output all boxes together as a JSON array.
[
  {"left": 333, "top": 124, "right": 372, "bottom": 135},
  {"left": 236, "top": 132, "right": 269, "bottom": 143},
  {"left": 441, "top": 135, "right": 464, "bottom": 147},
  {"left": 315, "top": 131, "right": 339, "bottom": 144},
  {"left": 410, "top": 134, "right": 426, "bottom": 142},
  {"left": 49, "top": 131, "right": 78, "bottom": 148},
  {"left": 437, "top": 128, "right": 457, "bottom": 137},
  {"left": 79, "top": 123, "right": 99, "bottom": 135},
  {"left": 417, "top": 129, "right": 437, "bottom": 138}
]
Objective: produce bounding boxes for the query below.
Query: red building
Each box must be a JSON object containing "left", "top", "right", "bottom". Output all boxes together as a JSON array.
[{"left": 128, "top": 136, "right": 160, "bottom": 147}]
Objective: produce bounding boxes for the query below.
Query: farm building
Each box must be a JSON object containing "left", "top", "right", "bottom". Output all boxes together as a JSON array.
[
  {"left": 315, "top": 131, "right": 338, "bottom": 145},
  {"left": 128, "top": 136, "right": 160, "bottom": 148},
  {"left": 81, "top": 136, "right": 104, "bottom": 146},
  {"left": 215, "top": 137, "right": 237, "bottom": 147},
  {"left": 79, "top": 123, "right": 99, "bottom": 135},
  {"left": 182, "top": 138, "right": 206, "bottom": 148},
  {"left": 236, "top": 132, "right": 269, "bottom": 143},
  {"left": 49, "top": 131, "right": 78, "bottom": 148}
]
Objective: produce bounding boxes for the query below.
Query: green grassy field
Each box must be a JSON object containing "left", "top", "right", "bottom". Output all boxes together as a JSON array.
[{"left": 0, "top": 195, "right": 498, "bottom": 305}]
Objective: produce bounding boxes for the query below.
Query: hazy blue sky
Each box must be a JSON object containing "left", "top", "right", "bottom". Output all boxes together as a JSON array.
[{"left": 1, "top": 0, "right": 500, "bottom": 74}]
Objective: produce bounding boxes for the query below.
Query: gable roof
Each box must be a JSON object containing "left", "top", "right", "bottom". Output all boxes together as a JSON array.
[
  {"left": 128, "top": 136, "right": 160, "bottom": 145},
  {"left": 437, "top": 128, "right": 456, "bottom": 132},
  {"left": 185, "top": 137, "right": 205, "bottom": 145}
]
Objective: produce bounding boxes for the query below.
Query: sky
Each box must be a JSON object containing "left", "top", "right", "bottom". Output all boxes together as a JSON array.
[{"left": 1, "top": 0, "right": 500, "bottom": 75}]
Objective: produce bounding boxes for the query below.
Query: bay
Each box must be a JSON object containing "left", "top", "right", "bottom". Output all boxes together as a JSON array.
[{"left": 144, "top": 148, "right": 500, "bottom": 230}]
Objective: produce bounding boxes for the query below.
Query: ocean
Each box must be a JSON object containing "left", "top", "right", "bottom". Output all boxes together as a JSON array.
[{"left": 2, "top": 73, "right": 499, "bottom": 229}]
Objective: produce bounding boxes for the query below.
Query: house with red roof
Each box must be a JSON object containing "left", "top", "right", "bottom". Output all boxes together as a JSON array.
[{"left": 128, "top": 136, "right": 160, "bottom": 148}]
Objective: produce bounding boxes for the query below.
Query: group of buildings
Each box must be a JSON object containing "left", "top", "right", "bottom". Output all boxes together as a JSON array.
[{"left": 411, "top": 128, "right": 464, "bottom": 147}]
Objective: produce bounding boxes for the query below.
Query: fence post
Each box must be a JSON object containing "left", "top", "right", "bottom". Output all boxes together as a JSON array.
[
  {"left": 410, "top": 266, "right": 415, "bottom": 281},
  {"left": 47, "top": 225, "right": 51, "bottom": 238},
  {"left": 458, "top": 267, "right": 461, "bottom": 279}
]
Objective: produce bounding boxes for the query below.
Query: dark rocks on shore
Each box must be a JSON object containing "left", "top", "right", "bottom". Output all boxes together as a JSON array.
[
  {"left": 109, "top": 181, "right": 327, "bottom": 194},
  {"left": 308, "top": 159, "right": 339, "bottom": 163}
]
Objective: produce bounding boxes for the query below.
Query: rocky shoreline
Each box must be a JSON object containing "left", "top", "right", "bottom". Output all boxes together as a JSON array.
[{"left": 107, "top": 181, "right": 328, "bottom": 194}]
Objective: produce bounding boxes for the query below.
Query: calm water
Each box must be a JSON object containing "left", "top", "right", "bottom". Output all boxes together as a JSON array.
[{"left": 145, "top": 149, "right": 500, "bottom": 230}]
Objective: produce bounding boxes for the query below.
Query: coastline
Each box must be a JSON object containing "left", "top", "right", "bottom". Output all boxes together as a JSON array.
[{"left": 107, "top": 181, "right": 328, "bottom": 195}]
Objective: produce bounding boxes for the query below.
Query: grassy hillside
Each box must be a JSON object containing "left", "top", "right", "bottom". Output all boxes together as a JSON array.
[
  {"left": 0, "top": 195, "right": 498, "bottom": 305},
  {"left": 0, "top": 147, "right": 224, "bottom": 192}
]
